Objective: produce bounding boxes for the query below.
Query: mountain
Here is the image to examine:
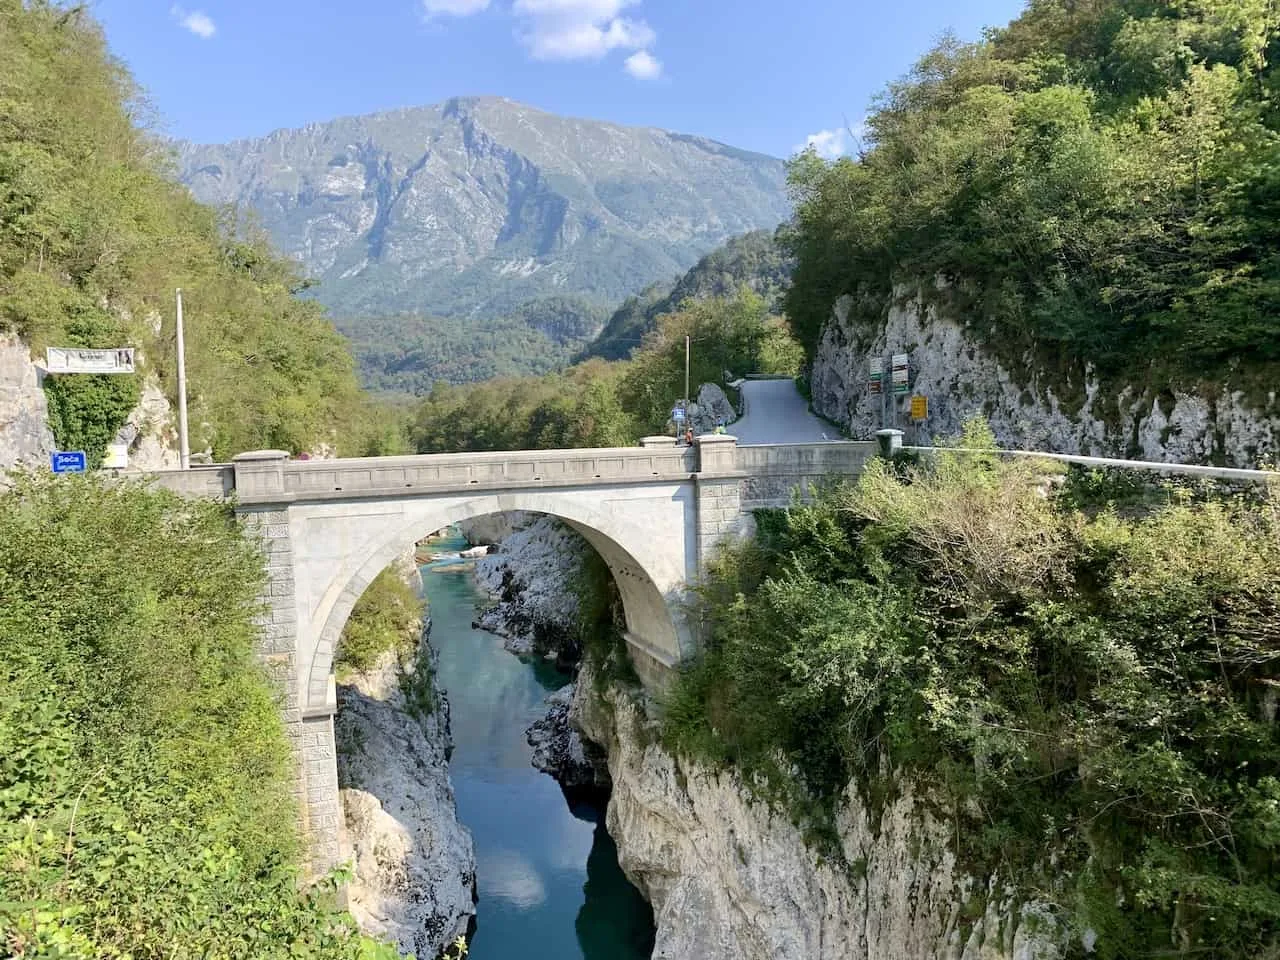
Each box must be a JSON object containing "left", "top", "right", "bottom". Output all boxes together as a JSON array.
[
  {"left": 175, "top": 97, "right": 791, "bottom": 324},
  {"left": 584, "top": 229, "right": 794, "bottom": 361}
]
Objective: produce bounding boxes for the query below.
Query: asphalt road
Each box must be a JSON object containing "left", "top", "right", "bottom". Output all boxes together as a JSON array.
[{"left": 729, "top": 378, "right": 837, "bottom": 445}]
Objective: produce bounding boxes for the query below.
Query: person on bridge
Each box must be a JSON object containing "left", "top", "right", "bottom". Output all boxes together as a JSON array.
[{"left": 684, "top": 427, "right": 694, "bottom": 446}]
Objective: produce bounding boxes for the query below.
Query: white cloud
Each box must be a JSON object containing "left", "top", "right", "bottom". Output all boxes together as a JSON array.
[
  {"left": 513, "top": 0, "right": 656, "bottom": 62},
  {"left": 420, "top": 0, "right": 490, "bottom": 15},
  {"left": 795, "top": 127, "right": 857, "bottom": 160},
  {"left": 170, "top": 5, "right": 216, "bottom": 38},
  {"left": 624, "top": 49, "right": 661, "bottom": 79}
]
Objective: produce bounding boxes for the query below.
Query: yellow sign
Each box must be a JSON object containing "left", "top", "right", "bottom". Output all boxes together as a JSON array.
[{"left": 910, "top": 395, "right": 928, "bottom": 420}]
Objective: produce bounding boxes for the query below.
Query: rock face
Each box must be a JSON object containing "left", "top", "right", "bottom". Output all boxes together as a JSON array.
[
  {"left": 114, "top": 378, "right": 181, "bottom": 471},
  {"left": 0, "top": 334, "right": 55, "bottom": 480},
  {"left": 575, "top": 673, "right": 1062, "bottom": 960},
  {"left": 469, "top": 513, "right": 591, "bottom": 660},
  {"left": 690, "top": 383, "right": 736, "bottom": 435},
  {"left": 811, "top": 287, "right": 1279, "bottom": 467},
  {"left": 526, "top": 682, "right": 610, "bottom": 802},
  {"left": 0, "top": 334, "right": 182, "bottom": 477},
  {"left": 335, "top": 554, "right": 477, "bottom": 959},
  {"left": 176, "top": 97, "right": 790, "bottom": 322}
]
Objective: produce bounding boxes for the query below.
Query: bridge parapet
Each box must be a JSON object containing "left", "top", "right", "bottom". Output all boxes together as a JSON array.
[{"left": 736, "top": 441, "right": 877, "bottom": 509}]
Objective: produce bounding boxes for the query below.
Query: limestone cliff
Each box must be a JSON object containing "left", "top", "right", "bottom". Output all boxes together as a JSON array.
[
  {"left": 0, "top": 334, "right": 180, "bottom": 476},
  {"left": 335, "top": 554, "right": 477, "bottom": 959},
  {"left": 466, "top": 513, "right": 589, "bottom": 660},
  {"left": 575, "top": 673, "right": 1062, "bottom": 960},
  {"left": 811, "top": 287, "right": 1279, "bottom": 467},
  {"left": 0, "top": 334, "right": 55, "bottom": 478}
]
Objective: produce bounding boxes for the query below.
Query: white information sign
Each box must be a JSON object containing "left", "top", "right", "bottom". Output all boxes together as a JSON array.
[
  {"left": 46, "top": 347, "right": 135, "bottom": 374},
  {"left": 103, "top": 443, "right": 129, "bottom": 470}
]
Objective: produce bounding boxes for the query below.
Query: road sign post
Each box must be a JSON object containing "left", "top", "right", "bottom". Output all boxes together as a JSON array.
[{"left": 51, "top": 451, "right": 87, "bottom": 473}]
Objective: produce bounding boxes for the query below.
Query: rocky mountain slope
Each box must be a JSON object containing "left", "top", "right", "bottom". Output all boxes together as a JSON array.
[{"left": 176, "top": 97, "right": 790, "bottom": 324}]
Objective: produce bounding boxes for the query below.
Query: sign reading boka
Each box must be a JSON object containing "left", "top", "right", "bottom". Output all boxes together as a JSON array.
[{"left": 46, "top": 347, "right": 135, "bottom": 375}]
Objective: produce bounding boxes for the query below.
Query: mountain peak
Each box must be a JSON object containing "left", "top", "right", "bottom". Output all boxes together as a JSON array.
[{"left": 177, "top": 100, "right": 790, "bottom": 320}]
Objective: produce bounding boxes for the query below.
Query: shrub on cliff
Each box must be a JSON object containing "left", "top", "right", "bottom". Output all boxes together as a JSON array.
[
  {"left": 0, "top": 475, "right": 398, "bottom": 959},
  {"left": 665, "top": 422, "right": 1280, "bottom": 957}
]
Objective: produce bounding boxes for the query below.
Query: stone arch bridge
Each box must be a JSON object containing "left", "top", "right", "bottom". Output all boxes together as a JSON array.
[{"left": 145, "top": 434, "right": 875, "bottom": 873}]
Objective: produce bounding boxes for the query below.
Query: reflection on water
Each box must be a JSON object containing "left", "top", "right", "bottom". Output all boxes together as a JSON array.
[{"left": 423, "top": 530, "right": 655, "bottom": 960}]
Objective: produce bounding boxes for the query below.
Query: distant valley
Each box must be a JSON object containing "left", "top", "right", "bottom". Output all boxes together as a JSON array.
[{"left": 176, "top": 96, "right": 791, "bottom": 389}]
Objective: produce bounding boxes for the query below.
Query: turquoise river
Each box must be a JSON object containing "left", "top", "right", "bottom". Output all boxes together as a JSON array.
[{"left": 422, "top": 532, "right": 656, "bottom": 960}]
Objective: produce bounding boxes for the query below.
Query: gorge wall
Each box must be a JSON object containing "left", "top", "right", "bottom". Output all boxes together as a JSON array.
[
  {"left": 573, "top": 674, "right": 1060, "bottom": 960},
  {"left": 810, "top": 288, "right": 1279, "bottom": 467},
  {"left": 335, "top": 551, "right": 477, "bottom": 959},
  {"left": 466, "top": 510, "right": 1060, "bottom": 960}
]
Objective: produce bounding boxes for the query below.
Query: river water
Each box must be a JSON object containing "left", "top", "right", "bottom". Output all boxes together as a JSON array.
[{"left": 422, "top": 532, "right": 656, "bottom": 960}]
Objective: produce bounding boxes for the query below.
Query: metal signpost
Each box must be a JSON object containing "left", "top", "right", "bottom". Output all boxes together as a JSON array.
[{"left": 51, "top": 451, "right": 87, "bottom": 474}]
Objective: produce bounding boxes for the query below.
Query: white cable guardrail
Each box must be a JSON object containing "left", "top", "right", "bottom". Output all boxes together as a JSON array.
[{"left": 903, "top": 445, "right": 1280, "bottom": 484}]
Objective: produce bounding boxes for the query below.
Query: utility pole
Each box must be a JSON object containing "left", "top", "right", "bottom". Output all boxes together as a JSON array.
[
  {"left": 175, "top": 289, "right": 191, "bottom": 470},
  {"left": 684, "top": 335, "right": 691, "bottom": 412}
]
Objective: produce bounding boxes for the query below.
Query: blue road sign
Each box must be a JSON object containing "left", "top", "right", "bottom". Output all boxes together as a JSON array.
[
  {"left": 51, "top": 451, "right": 87, "bottom": 473},
  {"left": 672, "top": 407, "right": 686, "bottom": 422}
]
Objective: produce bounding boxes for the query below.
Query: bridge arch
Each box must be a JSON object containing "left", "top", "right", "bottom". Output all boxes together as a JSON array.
[{"left": 302, "top": 490, "right": 694, "bottom": 712}]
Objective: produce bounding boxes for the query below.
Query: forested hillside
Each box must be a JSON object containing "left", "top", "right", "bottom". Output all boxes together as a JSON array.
[
  {"left": 409, "top": 288, "right": 802, "bottom": 452},
  {"left": 785, "top": 0, "right": 1280, "bottom": 392},
  {"left": 343, "top": 297, "right": 608, "bottom": 394},
  {"left": 584, "top": 230, "right": 793, "bottom": 361},
  {"left": 0, "top": 0, "right": 394, "bottom": 463}
]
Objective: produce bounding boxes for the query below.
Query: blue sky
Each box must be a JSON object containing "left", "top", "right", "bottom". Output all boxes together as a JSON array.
[{"left": 93, "top": 0, "right": 1028, "bottom": 157}]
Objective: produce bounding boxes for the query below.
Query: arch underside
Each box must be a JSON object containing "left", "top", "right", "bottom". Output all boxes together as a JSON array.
[{"left": 296, "top": 487, "right": 696, "bottom": 713}]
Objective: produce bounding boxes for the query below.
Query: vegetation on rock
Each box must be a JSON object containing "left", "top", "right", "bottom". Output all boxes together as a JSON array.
[
  {"left": 337, "top": 566, "right": 425, "bottom": 677},
  {"left": 664, "top": 421, "right": 1280, "bottom": 957},
  {"left": 0, "top": 475, "right": 399, "bottom": 959},
  {"left": 584, "top": 230, "right": 793, "bottom": 362},
  {"left": 784, "top": 0, "right": 1280, "bottom": 397}
]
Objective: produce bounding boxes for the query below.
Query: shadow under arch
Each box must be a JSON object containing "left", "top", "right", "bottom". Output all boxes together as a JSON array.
[{"left": 304, "top": 492, "right": 691, "bottom": 712}]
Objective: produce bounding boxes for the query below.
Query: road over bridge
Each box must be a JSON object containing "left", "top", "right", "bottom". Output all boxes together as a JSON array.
[{"left": 144, "top": 433, "right": 876, "bottom": 873}]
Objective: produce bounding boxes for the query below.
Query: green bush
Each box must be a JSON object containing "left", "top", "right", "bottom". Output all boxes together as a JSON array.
[
  {"left": 0, "top": 475, "right": 398, "bottom": 959},
  {"left": 337, "top": 565, "right": 424, "bottom": 676},
  {"left": 665, "top": 422, "right": 1280, "bottom": 957}
]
